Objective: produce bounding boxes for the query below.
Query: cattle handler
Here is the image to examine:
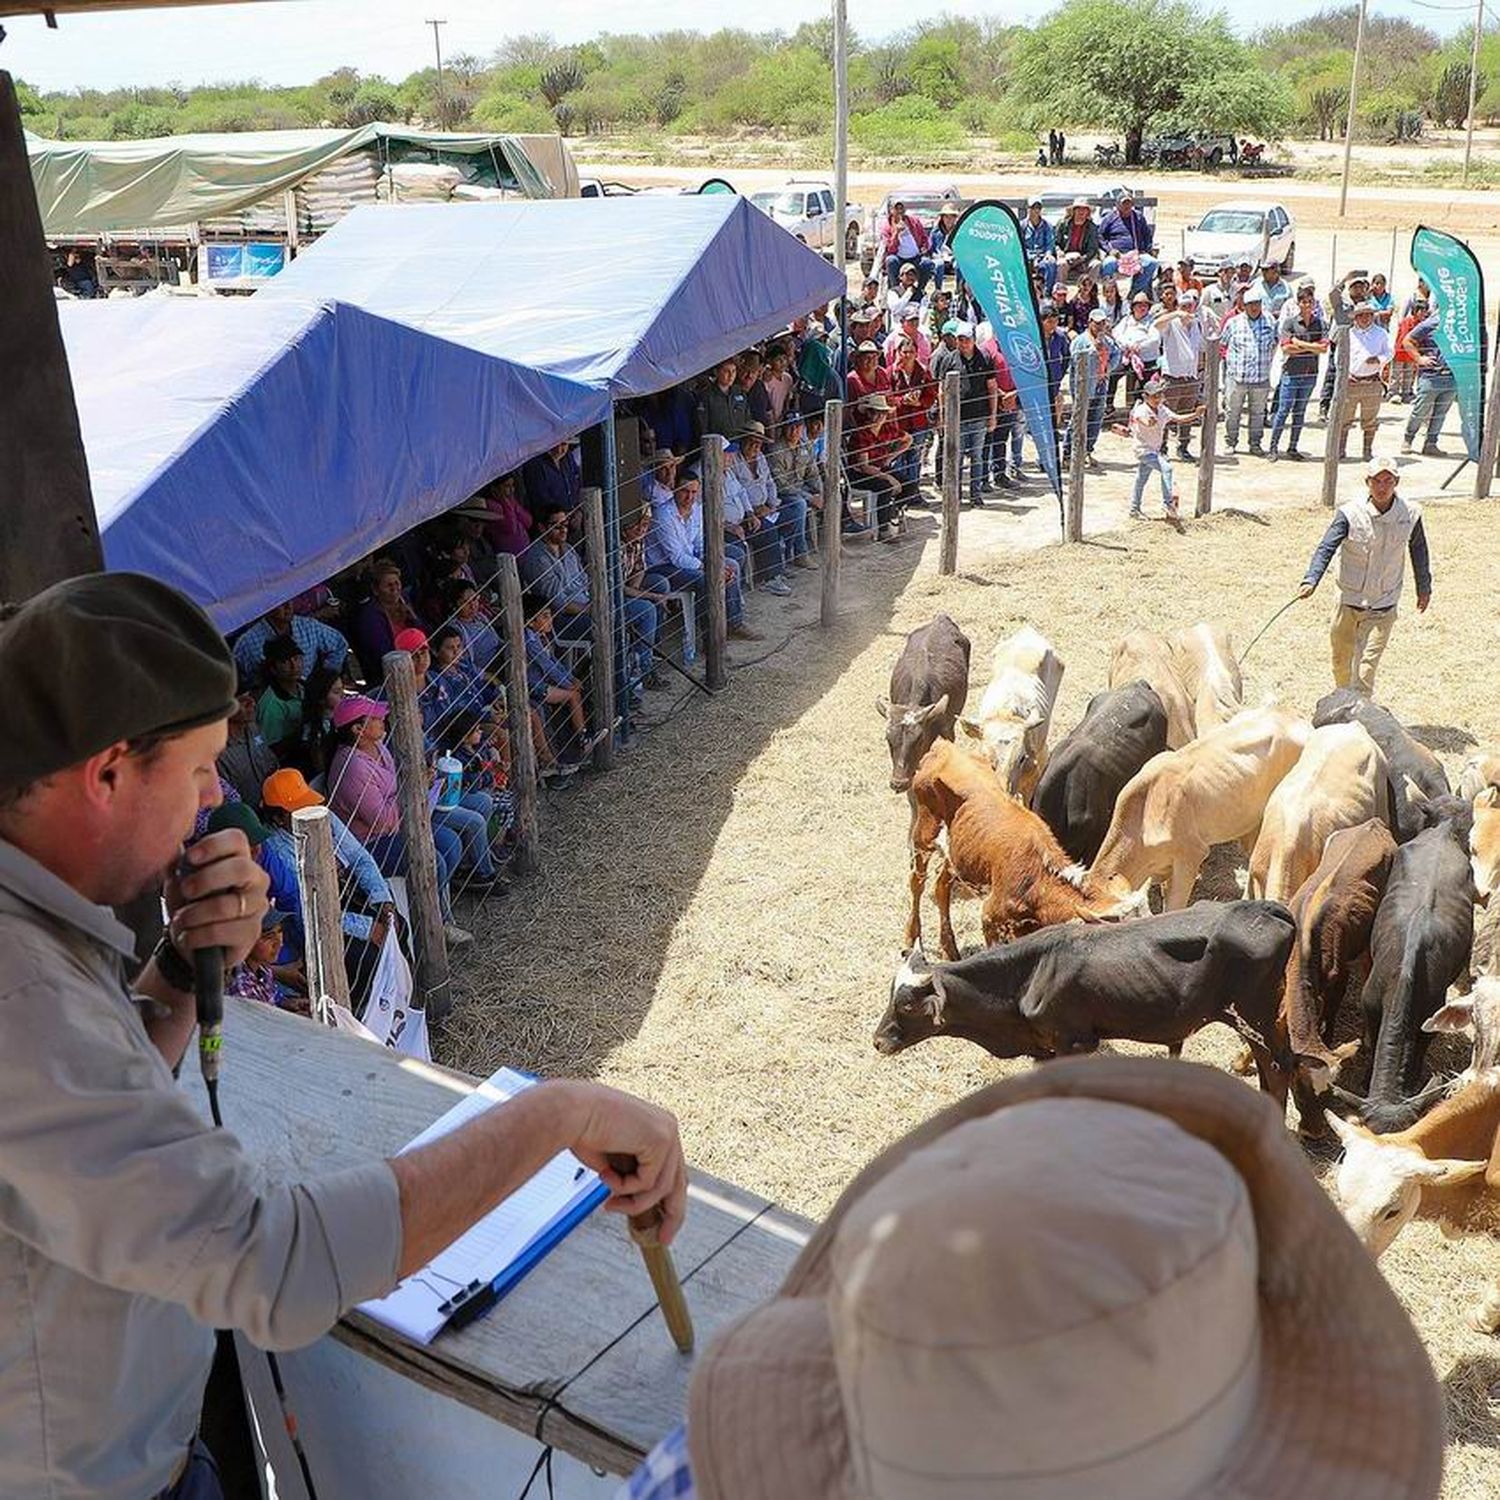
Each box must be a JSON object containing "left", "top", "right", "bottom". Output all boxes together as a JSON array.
[
  {"left": 1298, "top": 456, "right": 1431, "bottom": 696},
  {"left": 0, "top": 573, "right": 686, "bottom": 1500}
]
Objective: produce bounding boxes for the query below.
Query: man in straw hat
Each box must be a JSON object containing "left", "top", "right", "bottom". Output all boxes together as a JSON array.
[
  {"left": 621, "top": 1056, "right": 1443, "bottom": 1500},
  {"left": 0, "top": 572, "right": 686, "bottom": 1499},
  {"left": 1298, "top": 456, "right": 1431, "bottom": 696}
]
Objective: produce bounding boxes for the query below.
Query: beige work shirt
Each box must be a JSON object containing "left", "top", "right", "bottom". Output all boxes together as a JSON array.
[{"left": 0, "top": 838, "right": 402, "bottom": 1500}]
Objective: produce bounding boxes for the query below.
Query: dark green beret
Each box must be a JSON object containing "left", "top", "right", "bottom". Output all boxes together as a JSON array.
[
  {"left": 205, "top": 801, "right": 268, "bottom": 847},
  {"left": 0, "top": 572, "right": 237, "bottom": 794}
]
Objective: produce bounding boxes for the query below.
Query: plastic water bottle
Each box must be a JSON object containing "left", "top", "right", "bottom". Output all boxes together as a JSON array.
[{"left": 436, "top": 755, "right": 463, "bottom": 809}]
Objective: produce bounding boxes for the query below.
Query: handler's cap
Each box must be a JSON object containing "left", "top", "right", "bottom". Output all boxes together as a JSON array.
[
  {"left": 0, "top": 572, "right": 236, "bottom": 796},
  {"left": 261, "top": 767, "right": 324, "bottom": 813},
  {"left": 1367, "top": 456, "right": 1400, "bottom": 478},
  {"left": 206, "top": 801, "right": 268, "bottom": 847}
]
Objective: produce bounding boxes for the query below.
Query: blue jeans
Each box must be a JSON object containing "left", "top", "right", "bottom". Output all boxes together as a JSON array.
[
  {"left": 891, "top": 442, "right": 922, "bottom": 500},
  {"left": 1062, "top": 392, "right": 1108, "bottom": 459},
  {"left": 368, "top": 827, "right": 456, "bottom": 920},
  {"left": 959, "top": 421, "right": 988, "bottom": 500},
  {"left": 1270, "top": 372, "right": 1315, "bottom": 451},
  {"left": 775, "top": 494, "right": 810, "bottom": 560},
  {"left": 1101, "top": 251, "right": 1158, "bottom": 298},
  {"left": 1131, "top": 451, "right": 1175, "bottom": 513},
  {"left": 886, "top": 253, "right": 935, "bottom": 291},
  {"left": 434, "top": 794, "right": 496, "bottom": 877},
  {"left": 747, "top": 516, "right": 786, "bottom": 580},
  {"left": 623, "top": 593, "right": 660, "bottom": 684},
  {"left": 161, "top": 1440, "right": 223, "bottom": 1499},
  {"left": 1405, "top": 371, "right": 1457, "bottom": 447}
]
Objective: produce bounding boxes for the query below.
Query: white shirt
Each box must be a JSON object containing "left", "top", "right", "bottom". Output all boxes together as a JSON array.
[
  {"left": 1115, "top": 312, "right": 1161, "bottom": 364},
  {"left": 1347, "top": 319, "right": 1393, "bottom": 378},
  {"left": 1129, "top": 399, "right": 1171, "bottom": 458},
  {"left": 1155, "top": 311, "right": 1203, "bottom": 378},
  {"left": 896, "top": 226, "right": 920, "bottom": 260}
]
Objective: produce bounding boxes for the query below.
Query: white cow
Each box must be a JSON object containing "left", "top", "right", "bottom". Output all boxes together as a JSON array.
[
  {"left": 1167, "top": 621, "right": 1244, "bottom": 738},
  {"left": 1247, "top": 722, "right": 1390, "bottom": 904},
  {"left": 1109, "top": 629, "right": 1195, "bottom": 750},
  {"left": 958, "top": 625, "right": 1064, "bottom": 803}
]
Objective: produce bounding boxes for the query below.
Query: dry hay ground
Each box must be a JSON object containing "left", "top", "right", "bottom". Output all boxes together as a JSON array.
[{"left": 446, "top": 498, "right": 1500, "bottom": 1491}]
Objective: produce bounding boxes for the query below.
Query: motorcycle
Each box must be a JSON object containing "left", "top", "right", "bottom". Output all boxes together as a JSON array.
[{"left": 1094, "top": 142, "right": 1122, "bottom": 167}]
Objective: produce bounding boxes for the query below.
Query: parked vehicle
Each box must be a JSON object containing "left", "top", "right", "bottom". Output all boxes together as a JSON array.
[
  {"left": 1146, "top": 132, "right": 1239, "bottom": 168},
  {"left": 1182, "top": 200, "right": 1297, "bottom": 273},
  {"left": 858, "top": 183, "right": 964, "bottom": 277},
  {"left": 1095, "top": 142, "right": 1122, "bottom": 166},
  {"left": 751, "top": 180, "right": 861, "bottom": 258},
  {"left": 578, "top": 178, "right": 639, "bottom": 198}
]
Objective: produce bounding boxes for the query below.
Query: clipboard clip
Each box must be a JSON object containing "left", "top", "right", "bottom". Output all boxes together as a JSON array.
[{"left": 438, "top": 1277, "right": 502, "bottom": 1331}]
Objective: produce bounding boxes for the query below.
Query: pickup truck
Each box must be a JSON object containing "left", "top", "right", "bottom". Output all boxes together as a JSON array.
[{"left": 748, "top": 180, "right": 862, "bottom": 259}]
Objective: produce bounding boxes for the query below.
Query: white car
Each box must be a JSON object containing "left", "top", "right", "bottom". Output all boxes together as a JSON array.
[
  {"left": 1182, "top": 201, "right": 1297, "bottom": 275},
  {"left": 750, "top": 181, "right": 861, "bottom": 258}
]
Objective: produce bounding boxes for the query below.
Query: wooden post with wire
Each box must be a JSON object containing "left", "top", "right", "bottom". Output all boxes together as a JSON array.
[
  {"left": 1195, "top": 336, "right": 1221, "bottom": 517},
  {"left": 938, "top": 369, "right": 961, "bottom": 574},
  {"left": 496, "top": 553, "right": 540, "bottom": 874},
  {"left": 1477, "top": 314, "right": 1500, "bottom": 500},
  {"left": 581, "top": 485, "right": 616, "bottom": 772},
  {"left": 1321, "top": 328, "right": 1351, "bottom": 511},
  {"left": 291, "top": 805, "right": 350, "bottom": 1027},
  {"left": 820, "top": 398, "right": 844, "bottom": 625},
  {"left": 701, "top": 434, "right": 728, "bottom": 687},
  {"left": 383, "top": 650, "right": 451, "bottom": 1021},
  {"left": 1066, "top": 348, "right": 1089, "bottom": 542}
]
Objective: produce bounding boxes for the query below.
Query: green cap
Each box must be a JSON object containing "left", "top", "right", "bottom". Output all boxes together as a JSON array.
[
  {"left": 0, "top": 572, "right": 237, "bottom": 795},
  {"left": 205, "top": 801, "right": 268, "bottom": 847}
]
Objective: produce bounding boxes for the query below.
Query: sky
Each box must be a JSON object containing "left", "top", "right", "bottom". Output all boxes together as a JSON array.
[{"left": 1, "top": 0, "right": 1471, "bottom": 94}]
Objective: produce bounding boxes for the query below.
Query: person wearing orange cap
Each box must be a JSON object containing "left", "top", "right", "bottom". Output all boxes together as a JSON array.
[{"left": 260, "top": 768, "right": 394, "bottom": 917}]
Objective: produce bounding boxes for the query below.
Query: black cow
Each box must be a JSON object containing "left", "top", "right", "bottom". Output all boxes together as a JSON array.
[
  {"left": 876, "top": 614, "right": 971, "bottom": 793},
  {"left": 1313, "top": 689, "right": 1451, "bottom": 843},
  {"left": 1333, "top": 820, "right": 1477, "bottom": 1133},
  {"left": 1030, "top": 681, "right": 1168, "bottom": 864},
  {"left": 875, "top": 899, "right": 1296, "bottom": 1099}
]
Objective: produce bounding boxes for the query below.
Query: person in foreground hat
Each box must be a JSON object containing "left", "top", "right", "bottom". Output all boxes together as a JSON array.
[
  {"left": 621, "top": 1057, "right": 1443, "bottom": 1500},
  {"left": 1298, "top": 457, "right": 1431, "bottom": 695},
  {"left": 0, "top": 573, "right": 687, "bottom": 1500}
]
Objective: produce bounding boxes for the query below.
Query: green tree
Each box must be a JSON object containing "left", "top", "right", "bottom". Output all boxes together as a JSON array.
[
  {"left": 1011, "top": 0, "right": 1269, "bottom": 163},
  {"left": 1433, "top": 59, "right": 1483, "bottom": 128},
  {"left": 907, "top": 35, "right": 963, "bottom": 109},
  {"left": 14, "top": 78, "right": 46, "bottom": 122},
  {"left": 343, "top": 80, "right": 400, "bottom": 127}
]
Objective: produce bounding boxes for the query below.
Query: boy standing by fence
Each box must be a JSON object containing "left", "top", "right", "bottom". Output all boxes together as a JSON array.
[{"left": 1115, "top": 375, "right": 1201, "bottom": 521}]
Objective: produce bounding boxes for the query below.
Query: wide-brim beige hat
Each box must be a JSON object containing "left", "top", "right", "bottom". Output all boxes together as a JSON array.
[{"left": 687, "top": 1057, "right": 1443, "bottom": 1500}]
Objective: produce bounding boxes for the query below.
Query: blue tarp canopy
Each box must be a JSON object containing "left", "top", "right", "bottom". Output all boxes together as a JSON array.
[
  {"left": 62, "top": 296, "right": 609, "bottom": 630},
  {"left": 256, "top": 195, "right": 848, "bottom": 396}
]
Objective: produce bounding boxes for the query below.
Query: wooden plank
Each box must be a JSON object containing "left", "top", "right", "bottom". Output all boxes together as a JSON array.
[
  {"left": 581, "top": 486, "right": 616, "bottom": 772},
  {"left": 938, "top": 370, "right": 960, "bottom": 575},
  {"left": 496, "top": 554, "right": 540, "bottom": 873},
  {"left": 1066, "top": 348, "right": 1089, "bottom": 542},
  {"left": 819, "top": 399, "right": 844, "bottom": 625},
  {"left": 1320, "top": 326, "right": 1351, "bottom": 510},
  {"left": 0, "top": 72, "right": 103, "bottom": 601},
  {"left": 700, "top": 436, "right": 727, "bottom": 689},
  {"left": 382, "top": 650, "right": 451, "bottom": 1021},
  {"left": 1195, "top": 336, "right": 1220, "bottom": 518},
  {"left": 185, "top": 1000, "right": 810, "bottom": 1475},
  {"left": 291, "top": 806, "right": 350, "bottom": 1026}
]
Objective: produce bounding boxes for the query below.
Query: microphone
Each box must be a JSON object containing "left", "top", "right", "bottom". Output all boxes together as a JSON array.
[{"left": 193, "top": 946, "right": 225, "bottom": 1120}]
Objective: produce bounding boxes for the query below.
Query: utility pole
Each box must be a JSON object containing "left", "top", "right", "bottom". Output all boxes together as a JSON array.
[
  {"left": 1465, "top": 0, "right": 1485, "bottom": 187},
  {"left": 832, "top": 0, "right": 848, "bottom": 281},
  {"left": 1338, "top": 0, "right": 1367, "bottom": 218},
  {"left": 426, "top": 18, "right": 448, "bottom": 127}
]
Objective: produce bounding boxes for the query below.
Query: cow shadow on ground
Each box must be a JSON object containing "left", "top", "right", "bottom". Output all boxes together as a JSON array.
[
  {"left": 1215, "top": 508, "right": 1271, "bottom": 526},
  {"left": 1408, "top": 723, "right": 1480, "bottom": 755},
  {"left": 1442, "top": 1353, "right": 1500, "bottom": 1451}
]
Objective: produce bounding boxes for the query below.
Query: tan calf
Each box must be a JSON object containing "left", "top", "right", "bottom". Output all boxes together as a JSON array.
[
  {"left": 1090, "top": 705, "right": 1311, "bottom": 910},
  {"left": 1167, "top": 621, "right": 1244, "bottom": 738},
  {"left": 1248, "top": 723, "right": 1390, "bottom": 904},
  {"left": 1108, "top": 629, "right": 1195, "bottom": 749},
  {"left": 958, "top": 624, "right": 1064, "bottom": 803}
]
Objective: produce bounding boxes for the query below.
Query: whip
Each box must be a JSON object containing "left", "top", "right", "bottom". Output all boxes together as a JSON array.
[{"left": 1237, "top": 594, "right": 1303, "bottom": 667}]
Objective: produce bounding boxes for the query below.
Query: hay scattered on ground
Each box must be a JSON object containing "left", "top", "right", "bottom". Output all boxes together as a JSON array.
[{"left": 443, "top": 497, "right": 1500, "bottom": 1494}]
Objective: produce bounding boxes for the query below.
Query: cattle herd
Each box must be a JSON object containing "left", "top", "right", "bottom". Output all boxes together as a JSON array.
[{"left": 874, "top": 613, "right": 1500, "bottom": 1335}]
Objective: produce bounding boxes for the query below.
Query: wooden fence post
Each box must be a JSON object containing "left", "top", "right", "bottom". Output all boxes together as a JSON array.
[
  {"left": 581, "top": 485, "right": 616, "bottom": 772},
  {"left": 938, "top": 369, "right": 961, "bottom": 575},
  {"left": 1066, "top": 348, "right": 1089, "bottom": 542},
  {"left": 701, "top": 435, "right": 728, "bottom": 687},
  {"left": 382, "top": 650, "right": 452, "bottom": 1021},
  {"left": 291, "top": 805, "right": 350, "bottom": 1027},
  {"left": 1320, "top": 327, "right": 1351, "bottom": 510},
  {"left": 1477, "top": 318, "right": 1500, "bottom": 500},
  {"left": 1195, "top": 336, "right": 1221, "bottom": 517},
  {"left": 496, "top": 553, "right": 540, "bottom": 874},
  {"left": 0, "top": 74, "right": 103, "bottom": 601},
  {"left": 820, "top": 399, "right": 844, "bottom": 626}
]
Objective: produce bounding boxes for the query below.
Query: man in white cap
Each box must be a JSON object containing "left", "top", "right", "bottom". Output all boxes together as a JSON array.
[
  {"left": 1299, "top": 456, "right": 1431, "bottom": 695},
  {"left": 1221, "top": 285, "right": 1277, "bottom": 456},
  {"left": 1337, "top": 299, "right": 1394, "bottom": 462},
  {"left": 619, "top": 1057, "right": 1444, "bottom": 1500}
]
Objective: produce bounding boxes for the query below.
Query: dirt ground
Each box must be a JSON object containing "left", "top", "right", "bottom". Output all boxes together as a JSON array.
[{"left": 439, "top": 449, "right": 1500, "bottom": 1493}]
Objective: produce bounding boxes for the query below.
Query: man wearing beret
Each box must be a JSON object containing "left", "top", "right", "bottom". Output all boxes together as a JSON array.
[{"left": 0, "top": 574, "right": 687, "bottom": 1500}]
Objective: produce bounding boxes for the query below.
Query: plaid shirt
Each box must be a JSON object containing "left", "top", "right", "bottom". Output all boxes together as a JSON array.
[
  {"left": 1221, "top": 312, "right": 1278, "bottom": 384},
  {"left": 618, "top": 1425, "right": 696, "bottom": 1500}
]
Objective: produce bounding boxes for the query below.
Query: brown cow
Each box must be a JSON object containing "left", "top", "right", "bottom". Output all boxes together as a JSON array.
[
  {"left": 906, "top": 739, "right": 1144, "bottom": 960},
  {"left": 1276, "top": 819, "right": 1397, "bottom": 1134},
  {"left": 1329, "top": 1084, "right": 1500, "bottom": 1333}
]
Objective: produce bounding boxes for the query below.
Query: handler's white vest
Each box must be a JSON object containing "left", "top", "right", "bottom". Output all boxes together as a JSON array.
[{"left": 1337, "top": 495, "right": 1419, "bottom": 611}]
